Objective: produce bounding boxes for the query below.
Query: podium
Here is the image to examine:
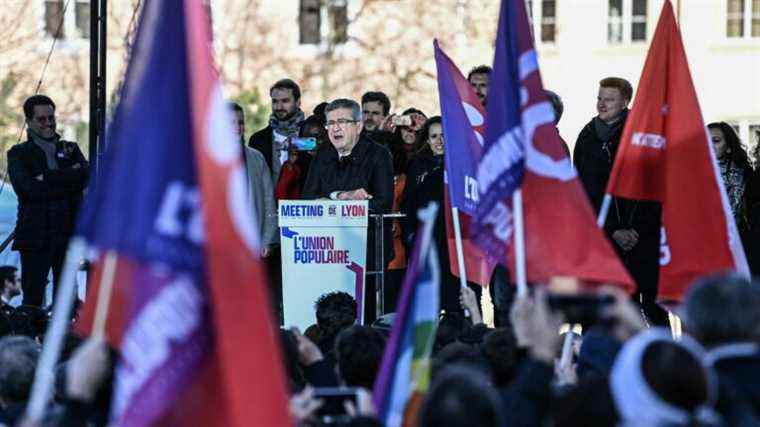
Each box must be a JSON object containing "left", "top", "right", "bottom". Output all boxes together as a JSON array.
[{"left": 279, "top": 200, "right": 368, "bottom": 330}]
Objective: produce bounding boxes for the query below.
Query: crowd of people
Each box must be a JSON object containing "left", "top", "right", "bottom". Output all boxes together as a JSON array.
[{"left": 0, "top": 64, "right": 758, "bottom": 426}]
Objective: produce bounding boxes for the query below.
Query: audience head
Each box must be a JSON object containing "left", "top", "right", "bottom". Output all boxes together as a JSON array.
[
  {"left": 467, "top": 65, "right": 492, "bottom": 105},
  {"left": 279, "top": 329, "right": 306, "bottom": 392},
  {"left": 334, "top": 325, "right": 386, "bottom": 389},
  {"left": 610, "top": 328, "right": 718, "bottom": 427},
  {"left": 434, "top": 312, "right": 467, "bottom": 354},
  {"left": 361, "top": 91, "right": 391, "bottom": 132},
  {"left": 416, "top": 116, "right": 444, "bottom": 157},
  {"left": 227, "top": 102, "right": 245, "bottom": 140},
  {"left": 544, "top": 90, "right": 564, "bottom": 124},
  {"left": 481, "top": 328, "right": 519, "bottom": 387},
  {"left": 299, "top": 115, "right": 328, "bottom": 150},
  {"left": 312, "top": 102, "right": 329, "bottom": 124},
  {"left": 315, "top": 291, "right": 356, "bottom": 341},
  {"left": 269, "top": 79, "right": 302, "bottom": 121},
  {"left": 0, "top": 266, "right": 20, "bottom": 302},
  {"left": 396, "top": 107, "right": 427, "bottom": 146},
  {"left": 419, "top": 365, "right": 504, "bottom": 427},
  {"left": 707, "top": 122, "right": 751, "bottom": 168},
  {"left": 597, "top": 77, "right": 632, "bottom": 124},
  {"left": 682, "top": 274, "right": 760, "bottom": 348},
  {"left": 23, "top": 94, "right": 57, "bottom": 139},
  {"left": 0, "top": 336, "right": 40, "bottom": 406},
  {"left": 324, "top": 98, "right": 364, "bottom": 155}
]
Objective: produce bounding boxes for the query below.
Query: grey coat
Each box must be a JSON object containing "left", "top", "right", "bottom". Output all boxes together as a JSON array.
[{"left": 243, "top": 147, "right": 278, "bottom": 248}]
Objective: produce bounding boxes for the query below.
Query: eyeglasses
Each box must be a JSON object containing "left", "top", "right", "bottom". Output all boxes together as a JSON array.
[{"left": 325, "top": 119, "right": 358, "bottom": 129}]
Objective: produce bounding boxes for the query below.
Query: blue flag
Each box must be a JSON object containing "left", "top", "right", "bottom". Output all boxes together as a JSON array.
[
  {"left": 473, "top": 0, "right": 527, "bottom": 257},
  {"left": 434, "top": 40, "right": 484, "bottom": 215},
  {"left": 74, "top": 0, "right": 291, "bottom": 425}
]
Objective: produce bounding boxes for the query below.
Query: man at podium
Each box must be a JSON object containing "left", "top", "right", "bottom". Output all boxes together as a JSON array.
[{"left": 302, "top": 98, "right": 394, "bottom": 323}]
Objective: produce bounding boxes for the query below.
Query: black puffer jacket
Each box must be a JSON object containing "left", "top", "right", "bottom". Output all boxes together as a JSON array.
[{"left": 7, "top": 139, "right": 89, "bottom": 251}]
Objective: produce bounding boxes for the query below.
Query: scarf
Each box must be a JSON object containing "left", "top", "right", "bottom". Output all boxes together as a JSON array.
[
  {"left": 718, "top": 157, "right": 746, "bottom": 229},
  {"left": 28, "top": 128, "right": 60, "bottom": 170},
  {"left": 268, "top": 110, "right": 305, "bottom": 138},
  {"left": 610, "top": 328, "right": 721, "bottom": 427},
  {"left": 268, "top": 110, "right": 305, "bottom": 182},
  {"left": 592, "top": 109, "right": 628, "bottom": 154}
]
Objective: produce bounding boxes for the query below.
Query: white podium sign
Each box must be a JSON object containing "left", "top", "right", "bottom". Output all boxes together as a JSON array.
[{"left": 279, "top": 200, "right": 368, "bottom": 330}]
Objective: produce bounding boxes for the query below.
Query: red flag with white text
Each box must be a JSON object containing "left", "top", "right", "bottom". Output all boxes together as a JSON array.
[{"left": 605, "top": 0, "right": 749, "bottom": 301}]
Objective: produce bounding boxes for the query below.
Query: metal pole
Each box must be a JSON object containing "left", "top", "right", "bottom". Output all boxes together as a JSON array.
[
  {"left": 99, "top": 0, "right": 107, "bottom": 156},
  {"left": 88, "top": 0, "right": 99, "bottom": 171},
  {"left": 89, "top": 0, "right": 107, "bottom": 185},
  {"left": 375, "top": 214, "right": 384, "bottom": 319}
]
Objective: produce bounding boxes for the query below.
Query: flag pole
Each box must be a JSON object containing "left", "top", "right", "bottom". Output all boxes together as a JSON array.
[
  {"left": 597, "top": 194, "right": 612, "bottom": 227},
  {"left": 92, "top": 251, "right": 118, "bottom": 338},
  {"left": 451, "top": 206, "right": 471, "bottom": 318},
  {"left": 26, "top": 238, "right": 87, "bottom": 423},
  {"left": 512, "top": 190, "right": 528, "bottom": 297}
]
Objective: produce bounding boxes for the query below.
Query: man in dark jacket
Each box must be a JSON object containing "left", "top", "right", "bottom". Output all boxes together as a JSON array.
[
  {"left": 248, "top": 78, "right": 306, "bottom": 186},
  {"left": 248, "top": 79, "right": 305, "bottom": 323},
  {"left": 573, "top": 77, "right": 665, "bottom": 325},
  {"left": 8, "top": 95, "right": 89, "bottom": 307},
  {"left": 303, "top": 98, "right": 394, "bottom": 323}
]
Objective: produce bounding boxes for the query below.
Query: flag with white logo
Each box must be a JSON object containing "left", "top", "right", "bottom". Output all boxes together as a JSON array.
[{"left": 605, "top": 0, "right": 749, "bottom": 301}]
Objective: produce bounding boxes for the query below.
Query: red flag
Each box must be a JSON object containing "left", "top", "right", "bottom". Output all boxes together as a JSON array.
[
  {"left": 434, "top": 43, "right": 495, "bottom": 286},
  {"left": 478, "top": 0, "right": 634, "bottom": 290},
  {"left": 76, "top": 1, "right": 291, "bottom": 425},
  {"left": 185, "top": 1, "right": 291, "bottom": 425},
  {"left": 444, "top": 188, "right": 495, "bottom": 286},
  {"left": 605, "top": 0, "right": 749, "bottom": 301}
]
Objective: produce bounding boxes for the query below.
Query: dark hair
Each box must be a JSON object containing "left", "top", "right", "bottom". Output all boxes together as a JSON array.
[
  {"left": 0, "top": 336, "right": 40, "bottom": 403},
  {"left": 23, "top": 95, "right": 56, "bottom": 120},
  {"left": 227, "top": 102, "right": 244, "bottom": 116},
  {"left": 419, "top": 365, "right": 504, "bottom": 427},
  {"left": 434, "top": 312, "right": 468, "bottom": 354},
  {"left": 279, "top": 329, "right": 306, "bottom": 392},
  {"left": 642, "top": 341, "right": 710, "bottom": 412},
  {"left": 432, "top": 342, "right": 489, "bottom": 381},
  {"left": 467, "top": 65, "right": 492, "bottom": 82},
  {"left": 313, "top": 102, "right": 329, "bottom": 120},
  {"left": 707, "top": 122, "right": 752, "bottom": 171},
  {"left": 0, "top": 266, "right": 17, "bottom": 285},
  {"left": 325, "top": 98, "right": 361, "bottom": 121},
  {"left": 683, "top": 274, "right": 760, "bottom": 347},
  {"left": 361, "top": 91, "right": 391, "bottom": 115},
  {"left": 315, "top": 291, "right": 356, "bottom": 340},
  {"left": 299, "top": 115, "right": 328, "bottom": 145},
  {"left": 334, "top": 325, "right": 386, "bottom": 389},
  {"left": 544, "top": 90, "right": 564, "bottom": 124},
  {"left": 481, "top": 328, "right": 519, "bottom": 387},
  {"left": 270, "top": 78, "right": 301, "bottom": 101},
  {"left": 401, "top": 107, "right": 425, "bottom": 117},
  {"left": 599, "top": 77, "right": 633, "bottom": 102},
  {"left": 414, "top": 116, "right": 443, "bottom": 158}
]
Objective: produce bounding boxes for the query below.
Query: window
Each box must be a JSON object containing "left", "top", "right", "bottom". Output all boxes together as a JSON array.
[
  {"left": 44, "top": 0, "right": 65, "bottom": 39},
  {"left": 75, "top": 1, "right": 90, "bottom": 39},
  {"left": 298, "top": 0, "right": 349, "bottom": 46},
  {"left": 525, "top": 0, "right": 557, "bottom": 43},
  {"left": 727, "top": 0, "right": 760, "bottom": 38},
  {"left": 43, "top": 0, "right": 90, "bottom": 40},
  {"left": 299, "top": 0, "right": 321, "bottom": 44},
  {"left": 608, "top": 0, "right": 648, "bottom": 44}
]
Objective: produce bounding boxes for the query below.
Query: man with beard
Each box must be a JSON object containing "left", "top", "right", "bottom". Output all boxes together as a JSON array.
[
  {"left": 248, "top": 79, "right": 306, "bottom": 187},
  {"left": 574, "top": 77, "right": 665, "bottom": 325},
  {"left": 7, "top": 95, "right": 89, "bottom": 307},
  {"left": 467, "top": 65, "right": 492, "bottom": 106}
]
